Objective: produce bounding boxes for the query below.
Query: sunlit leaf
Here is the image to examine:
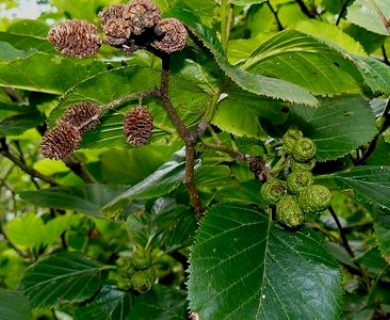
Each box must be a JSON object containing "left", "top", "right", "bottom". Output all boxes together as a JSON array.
[
  {"left": 188, "top": 203, "right": 343, "bottom": 320},
  {"left": 0, "top": 289, "right": 32, "bottom": 320}
]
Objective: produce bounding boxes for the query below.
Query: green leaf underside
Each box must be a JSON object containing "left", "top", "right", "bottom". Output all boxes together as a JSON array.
[
  {"left": 19, "top": 185, "right": 128, "bottom": 217},
  {"left": 0, "top": 289, "right": 31, "bottom": 320},
  {"left": 287, "top": 96, "right": 377, "bottom": 161},
  {"left": 188, "top": 203, "right": 342, "bottom": 320},
  {"left": 346, "top": 0, "right": 390, "bottom": 36},
  {"left": 74, "top": 285, "right": 132, "bottom": 320},
  {"left": 169, "top": 3, "right": 318, "bottom": 106},
  {"left": 0, "top": 44, "right": 105, "bottom": 94},
  {"left": 319, "top": 166, "right": 390, "bottom": 210},
  {"left": 21, "top": 252, "right": 104, "bottom": 308},
  {"left": 104, "top": 155, "right": 200, "bottom": 215}
]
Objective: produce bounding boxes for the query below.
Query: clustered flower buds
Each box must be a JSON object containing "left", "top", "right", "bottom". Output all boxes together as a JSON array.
[
  {"left": 261, "top": 128, "right": 332, "bottom": 230},
  {"left": 47, "top": 20, "right": 102, "bottom": 58},
  {"left": 123, "top": 106, "right": 153, "bottom": 147},
  {"left": 40, "top": 101, "right": 102, "bottom": 160}
]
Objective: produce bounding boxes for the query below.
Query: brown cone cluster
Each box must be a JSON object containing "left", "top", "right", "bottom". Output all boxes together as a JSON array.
[
  {"left": 99, "top": 0, "right": 186, "bottom": 54},
  {"left": 41, "top": 122, "right": 82, "bottom": 160},
  {"left": 47, "top": 20, "right": 102, "bottom": 58},
  {"left": 62, "top": 101, "right": 103, "bottom": 133},
  {"left": 41, "top": 101, "right": 103, "bottom": 160},
  {"left": 152, "top": 18, "right": 188, "bottom": 54},
  {"left": 123, "top": 106, "right": 153, "bottom": 147}
]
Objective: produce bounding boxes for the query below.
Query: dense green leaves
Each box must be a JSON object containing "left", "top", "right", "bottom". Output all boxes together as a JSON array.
[
  {"left": 189, "top": 204, "right": 343, "bottom": 320},
  {"left": 20, "top": 185, "right": 128, "bottom": 217},
  {"left": 169, "top": 3, "right": 319, "bottom": 106},
  {"left": 0, "top": 289, "right": 31, "bottom": 320},
  {"left": 287, "top": 96, "right": 377, "bottom": 161},
  {"left": 0, "top": 109, "right": 44, "bottom": 136},
  {"left": 20, "top": 252, "right": 104, "bottom": 308},
  {"left": 319, "top": 166, "right": 390, "bottom": 210}
]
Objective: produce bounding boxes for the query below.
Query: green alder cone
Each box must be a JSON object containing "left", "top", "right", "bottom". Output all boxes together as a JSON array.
[
  {"left": 116, "top": 256, "right": 135, "bottom": 277},
  {"left": 131, "top": 246, "right": 151, "bottom": 270},
  {"left": 283, "top": 127, "right": 304, "bottom": 153},
  {"left": 261, "top": 178, "right": 288, "bottom": 205},
  {"left": 298, "top": 184, "right": 332, "bottom": 214},
  {"left": 291, "top": 137, "right": 317, "bottom": 163},
  {"left": 276, "top": 195, "right": 305, "bottom": 229},
  {"left": 116, "top": 276, "right": 133, "bottom": 291},
  {"left": 287, "top": 170, "right": 314, "bottom": 194},
  {"left": 290, "top": 158, "right": 316, "bottom": 171},
  {"left": 131, "top": 268, "right": 156, "bottom": 294}
]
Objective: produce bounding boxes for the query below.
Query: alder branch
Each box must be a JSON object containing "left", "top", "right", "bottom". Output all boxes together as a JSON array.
[
  {"left": 0, "top": 138, "right": 59, "bottom": 186},
  {"left": 154, "top": 56, "right": 204, "bottom": 219},
  {"left": 295, "top": 0, "right": 316, "bottom": 18},
  {"left": 64, "top": 156, "right": 97, "bottom": 184}
]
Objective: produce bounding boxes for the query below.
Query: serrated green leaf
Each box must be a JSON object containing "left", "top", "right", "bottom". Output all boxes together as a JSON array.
[
  {"left": 169, "top": 3, "right": 318, "bottom": 106},
  {"left": 0, "top": 46, "right": 106, "bottom": 94},
  {"left": 19, "top": 185, "right": 128, "bottom": 217},
  {"left": 104, "top": 153, "right": 200, "bottom": 215},
  {"left": 287, "top": 96, "right": 377, "bottom": 161},
  {"left": 127, "top": 286, "right": 188, "bottom": 320},
  {"left": 0, "top": 32, "right": 54, "bottom": 53},
  {"left": 0, "top": 109, "right": 44, "bottom": 136},
  {"left": 318, "top": 166, "right": 390, "bottom": 210},
  {"left": 74, "top": 285, "right": 132, "bottom": 320},
  {"left": 0, "top": 289, "right": 32, "bottom": 320},
  {"left": 4, "top": 213, "right": 45, "bottom": 250},
  {"left": 243, "top": 30, "right": 360, "bottom": 95},
  {"left": 372, "top": 207, "right": 390, "bottom": 260},
  {"left": 228, "top": 0, "right": 267, "bottom": 5},
  {"left": 20, "top": 252, "right": 104, "bottom": 308},
  {"left": 347, "top": 0, "right": 390, "bottom": 36},
  {"left": 188, "top": 203, "right": 342, "bottom": 320}
]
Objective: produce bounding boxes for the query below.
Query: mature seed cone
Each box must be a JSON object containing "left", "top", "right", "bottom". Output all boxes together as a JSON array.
[
  {"left": 123, "top": 106, "right": 153, "bottom": 147},
  {"left": 152, "top": 18, "right": 187, "bottom": 54},
  {"left": 98, "top": 4, "right": 126, "bottom": 23},
  {"left": 99, "top": 4, "right": 132, "bottom": 46},
  {"left": 47, "top": 20, "right": 102, "bottom": 58},
  {"left": 125, "top": 0, "right": 161, "bottom": 35},
  {"left": 40, "top": 122, "right": 81, "bottom": 160},
  {"left": 61, "top": 101, "right": 103, "bottom": 133},
  {"left": 103, "top": 18, "right": 132, "bottom": 45}
]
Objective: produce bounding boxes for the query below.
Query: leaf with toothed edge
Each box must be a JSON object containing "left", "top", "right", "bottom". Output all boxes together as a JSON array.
[
  {"left": 188, "top": 203, "right": 343, "bottom": 320},
  {"left": 168, "top": 3, "right": 319, "bottom": 107}
]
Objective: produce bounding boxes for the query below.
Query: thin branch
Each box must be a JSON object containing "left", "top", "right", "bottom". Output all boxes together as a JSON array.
[
  {"left": 0, "top": 138, "right": 59, "bottom": 186},
  {"left": 295, "top": 0, "right": 316, "bottom": 18},
  {"left": 155, "top": 56, "right": 204, "bottom": 219},
  {"left": 381, "top": 45, "right": 390, "bottom": 66},
  {"left": 0, "top": 218, "right": 29, "bottom": 259},
  {"left": 197, "top": 142, "right": 242, "bottom": 159},
  {"left": 358, "top": 96, "right": 390, "bottom": 164},
  {"left": 64, "top": 156, "right": 97, "bottom": 183},
  {"left": 266, "top": 0, "right": 283, "bottom": 31},
  {"left": 336, "top": 0, "right": 350, "bottom": 26},
  {"left": 329, "top": 206, "right": 355, "bottom": 258}
]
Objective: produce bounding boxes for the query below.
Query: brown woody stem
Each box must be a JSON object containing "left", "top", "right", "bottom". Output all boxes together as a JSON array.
[{"left": 155, "top": 56, "right": 204, "bottom": 219}]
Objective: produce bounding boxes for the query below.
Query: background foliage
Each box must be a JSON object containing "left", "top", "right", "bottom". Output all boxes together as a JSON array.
[{"left": 1, "top": 0, "right": 390, "bottom": 319}]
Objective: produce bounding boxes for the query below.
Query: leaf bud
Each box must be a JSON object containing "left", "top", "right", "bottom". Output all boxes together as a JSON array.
[
  {"left": 287, "top": 170, "right": 314, "bottom": 194},
  {"left": 276, "top": 195, "right": 305, "bottom": 229},
  {"left": 283, "top": 127, "right": 303, "bottom": 153},
  {"left": 291, "top": 137, "right": 316, "bottom": 163},
  {"left": 261, "top": 178, "right": 288, "bottom": 205},
  {"left": 298, "top": 184, "right": 332, "bottom": 214}
]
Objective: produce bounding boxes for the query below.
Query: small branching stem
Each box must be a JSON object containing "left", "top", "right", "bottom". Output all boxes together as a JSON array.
[
  {"left": 266, "top": 1, "right": 283, "bottom": 31},
  {"left": 64, "top": 156, "right": 97, "bottom": 184},
  {"left": 155, "top": 56, "right": 204, "bottom": 219},
  {"left": 295, "top": 0, "right": 316, "bottom": 18},
  {"left": 0, "top": 138, "right": 59, "bottom": 186}
]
